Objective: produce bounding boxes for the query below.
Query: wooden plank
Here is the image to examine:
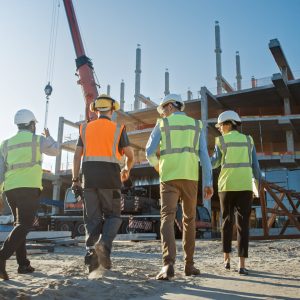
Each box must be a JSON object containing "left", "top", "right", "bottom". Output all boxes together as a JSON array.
[
  {"left": 267, "top": 192, "right": 284, "bottom": 229},
  {"left": 0, "top": 231, "right": 72, "bottom": 242},
  {"left": 265, "top": 185, "right": 300, "bottom": 230}
]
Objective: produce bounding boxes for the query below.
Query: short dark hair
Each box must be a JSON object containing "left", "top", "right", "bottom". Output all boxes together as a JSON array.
[
  {"left": 17, "top": 121, "right": 35, "bottom": 130},
  {"left": 223, "top": 120, "right": 239, "bottom": 130}
]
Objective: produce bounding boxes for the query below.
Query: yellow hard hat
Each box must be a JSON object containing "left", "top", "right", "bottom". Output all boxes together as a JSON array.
[{"left": 90, "top": 94, "right": 120, "bottom": 112}]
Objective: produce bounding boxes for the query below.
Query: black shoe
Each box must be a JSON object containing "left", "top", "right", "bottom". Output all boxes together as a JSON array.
[
  {"left": 224, "top": 262, "right": 230, "bottom": 270},
  {"left": 18, "top": 265, "right": 35, "bottom": 274},
  {"left": 95, "top": 243, "right": 111, "bottom": 270},
  {"left": 0, "top": 259, "right": 9, "bottom": 280},
  {"left": 84, "top": 249, "right": 99, "bottom": 273},
  {"left": 238, "top": 268, "right": 248, "bottom": 275},
  {"left": 156, "top": 264, "right": 175, "bottom": 280}
]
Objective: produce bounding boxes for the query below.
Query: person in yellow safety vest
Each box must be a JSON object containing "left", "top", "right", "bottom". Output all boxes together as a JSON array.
[
  {"left": 211, "top": 110, "right": 262, "bottom": 275},
  {"left": 72, "top": 94, "right": 134, "bottom": 274},
  {"left": 146, "top": 94, "right": 214, "bottom": 280},
  {"left": 0, "top": 109, "right": 60, "bottom": 280}
]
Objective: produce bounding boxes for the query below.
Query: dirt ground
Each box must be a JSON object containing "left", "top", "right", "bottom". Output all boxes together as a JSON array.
[{"left": 0, "top": 239, "right": 299, "bottom": 300}]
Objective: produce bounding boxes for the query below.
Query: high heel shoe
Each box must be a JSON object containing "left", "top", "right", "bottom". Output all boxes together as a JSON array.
[{"left": 224, "top": 262, "right": 230, "bottom": 270}]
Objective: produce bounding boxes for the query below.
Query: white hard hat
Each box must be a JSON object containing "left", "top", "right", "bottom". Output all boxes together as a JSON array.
[
  {"left": 215, "top": 110, "right": 241, "bottom": 128},
  {"left": 157, "top": 94, "right": 185, "bottom": 115},
  {"left": 14, "top": 109, "right": 38, "bottom": 125}
]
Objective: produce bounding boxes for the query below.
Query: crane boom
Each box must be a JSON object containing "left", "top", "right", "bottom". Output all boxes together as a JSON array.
[{"left": 63, "top": 0, "right": 98, "bottom": 121}]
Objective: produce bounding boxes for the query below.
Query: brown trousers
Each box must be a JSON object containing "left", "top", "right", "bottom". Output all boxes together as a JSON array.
[{"left": 160, "top": 179, "right": 198, "bottom": 267}]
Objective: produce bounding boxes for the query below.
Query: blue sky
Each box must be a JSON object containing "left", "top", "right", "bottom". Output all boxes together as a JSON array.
[{"left": 0, "top": 0, "right": 299, "bottom": 170}]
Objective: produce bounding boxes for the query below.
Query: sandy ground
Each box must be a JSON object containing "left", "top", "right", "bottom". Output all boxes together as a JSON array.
[{"left": 0, "top": 239, "right": 299, "bottom": 300}]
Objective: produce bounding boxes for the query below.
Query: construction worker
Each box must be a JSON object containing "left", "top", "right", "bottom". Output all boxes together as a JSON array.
[
  {"left": 146, "top": 94, "right": 213, "bottom": 280},
  {"left": 0, "top": 109, "right": 59, "bottom": 280},
  {"left": 72, "top": 94, "right": 134, "bottom": 273},
  {"left": 211, "top": 110, "right": 261, "bottom": 275}
]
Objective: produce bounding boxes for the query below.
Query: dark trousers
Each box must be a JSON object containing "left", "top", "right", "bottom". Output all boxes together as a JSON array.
[
  {"left": 0, "top": 188, "right": 40, "bottom": 266},
  {"left": 83, "top": 188, "right": 122, "bottom": 252},
  {"left": 219, "top": 191, "right": 252, "bottom": 258}
]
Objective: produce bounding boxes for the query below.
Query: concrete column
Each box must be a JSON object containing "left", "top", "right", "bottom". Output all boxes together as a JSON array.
[
  {"left": 251, "top": 76, "right": 257, "bottom": 88},
  {"left": 187, "top": 89, "right": 193, "bottom": 101},
  {"left": 215, "top": 21, "right": 222, "bottom": 95},
  {"left": 164, "top": 68, "right": 170, "bottom": 96},
  {"left": 52, "top": 116, "right": 64, "bottom": 214},
  {"left": 235, "top": 51, "right": 242, "bottom": 90},
  {"left": 281, "top": 67, "right": 294, "bottom": 154},
  {"left": 120, "top": 80, "right": 125, "bottom": 111},
  {"left": 134, "top": 44, "right": 141, "bottom": 110}
]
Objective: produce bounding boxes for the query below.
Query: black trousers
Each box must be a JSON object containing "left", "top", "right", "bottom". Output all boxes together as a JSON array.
[
  {"left": 219, "top": 191, "right": 253, "bottom": 258},
  {"left": 0, "top": 188, "right": 40, "bottom": 266}
]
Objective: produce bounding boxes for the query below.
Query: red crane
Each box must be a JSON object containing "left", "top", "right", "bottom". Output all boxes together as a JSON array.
[{"left": 63, "top": 0, "right": 98, "bottom": 121}]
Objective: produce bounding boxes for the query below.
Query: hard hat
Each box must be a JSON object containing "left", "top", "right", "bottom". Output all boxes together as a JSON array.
[
  {"left": 157, "top": 94, "right": 185, "bottom": 115},
  {"left": 90, "top": 94, "right": 120, "bottom": 112},
  {"left": 14, "top": 109, "right": 38, "bottom": 125},
  {"left": 215, "top": 110, "right": 241, "bottom": 128}
]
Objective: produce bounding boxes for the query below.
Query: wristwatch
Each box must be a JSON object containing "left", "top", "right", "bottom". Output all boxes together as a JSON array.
[{"left": 72, "top": 177, "right": 80, "bottom": 182}]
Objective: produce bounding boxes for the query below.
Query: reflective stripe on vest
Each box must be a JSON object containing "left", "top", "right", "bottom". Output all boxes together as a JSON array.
[
  {"left": 81, "top": 122, "right": 122, "bottom": 163},
  {"left": 3, "top": 134, "right": 41, "bottom": 171},
  {"left": 160, "top": 118, "right": 200, "bottom": 156},
  {"left": 218, "top": 135, "right": 252, "bottom": 168}
]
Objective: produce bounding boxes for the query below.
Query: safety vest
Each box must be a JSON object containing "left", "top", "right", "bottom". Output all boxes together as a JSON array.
[
  {"left": 1, "top": 131, "right": 42, "bottom": 191},
  {"left": 80, "top": 118, "right": 124, "bottom": 163},
  {"left": 159, "top": 113, "right": 202, "bottom": 182},
  {"left": 216, "top": 130, "right": 253, "bottom": 192}
]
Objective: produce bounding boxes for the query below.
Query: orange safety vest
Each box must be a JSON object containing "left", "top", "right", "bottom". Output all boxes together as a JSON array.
[{"left": 80, "top": 118, "right": 124, "bottom": 163}]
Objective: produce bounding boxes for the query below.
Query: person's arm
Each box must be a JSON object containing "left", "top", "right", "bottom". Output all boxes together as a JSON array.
[
  {"left": 252, "top": 145, "right": 262, "bottom": 182},
  {"left": 145, "top": 122, "right": 161, "bottom": 171},
  {"left": 198, "top": 131, "right": 213, "bottom": 199},
  {"left": 40, "top": 129, "right": 60, "bottom": 156},
  {"left": 72, "top": 145, "right": 83, "bottom": 187},
  {"left": 210, "top": 144, "right": 222, "bottom": 169},
  {"left": 121, "top": 146, "right": 134, "bottom": 182}
]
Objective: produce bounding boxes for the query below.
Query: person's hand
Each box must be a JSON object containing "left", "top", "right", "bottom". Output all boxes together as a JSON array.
[
  {"left": 203, "top": 186, "right": 214, "bottom": 200},
  {"left": 42, "top": 128, "right": 50, "bottom": 137},
  {"left": 120, "top": 168, "right": 130, "bottom": 182}
]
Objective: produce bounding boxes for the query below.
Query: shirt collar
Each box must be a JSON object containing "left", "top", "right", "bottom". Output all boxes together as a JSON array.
[{"left": 98, "top": 115, "right": 111, "bottom": 121}]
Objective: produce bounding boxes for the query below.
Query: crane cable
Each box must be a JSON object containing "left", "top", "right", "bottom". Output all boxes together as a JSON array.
[
  {"left": 44, "top": 0, "right": 60, "bottom": 128},
  {"left": 46, "top": 0, "right": 60, "bottom": 85}
]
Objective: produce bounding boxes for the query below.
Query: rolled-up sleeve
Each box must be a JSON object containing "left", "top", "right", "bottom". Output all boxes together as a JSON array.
[
  {"left": 199, "top": 132, "right": 212, "bottom": 187},
  {"left": 40, "top": 136, "right": 60, "bottom": 156},
  {"left": 146, "top": 123, "right": 161, "bottom": 167}
]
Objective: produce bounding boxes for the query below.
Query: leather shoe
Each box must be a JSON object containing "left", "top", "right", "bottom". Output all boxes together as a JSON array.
[
  {"left": 18, "top": 264, "right": 35, "bottom": 274},
  {"left": 95, "top": 243, "right": 112, "bottom": 270},
  {"left": 184, "top": 265, "right": 200, "bottom": 276},
  {"left": 85, "top": 249, "right": 99, "bottom": 273},
  {"left": 0, "top": 259, "right": 9, "bottom": 280},
  {"left": 156, "top": 265, "right": 175, "bottom": 280},
  {"left": 238, "top": 268, "right": 248, "bottom": 275}
]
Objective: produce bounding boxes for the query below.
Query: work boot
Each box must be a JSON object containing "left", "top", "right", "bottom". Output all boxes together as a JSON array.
[
  {"left": 0, "top": 259, "right": 9, "bottom": 280},
  {"left": 84, "top": 249, "right": 99, "bottom": 273},
  {"left": 156, "top": 264, "right": 175, "bottom": 280},
  {"left": 184, "top": 265, "right": 200, "bottom": 276},
  {"left": 95, "top": 243, "right": 111, "bottom": 270},
  {"left": 18, "top": 264, "right": 35, "bottom": 274}
]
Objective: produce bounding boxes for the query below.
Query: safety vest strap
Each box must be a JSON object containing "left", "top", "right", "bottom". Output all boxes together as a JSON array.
[
  {"left": 219, "top": 135, "right": 252, "bottom": 169},
  {"left": 81, "top": 122, "right": 122, "bottom": 163},
  {"left": 4, "top": 134, "right": 41, "bottom": 171},
  {"left": 161, "top": 118, "right": 200, "bottom": 155}
]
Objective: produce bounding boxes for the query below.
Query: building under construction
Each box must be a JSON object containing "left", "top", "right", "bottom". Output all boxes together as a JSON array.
[{"left": 41, "top": 17, "right": 300, "bottom": 238}]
